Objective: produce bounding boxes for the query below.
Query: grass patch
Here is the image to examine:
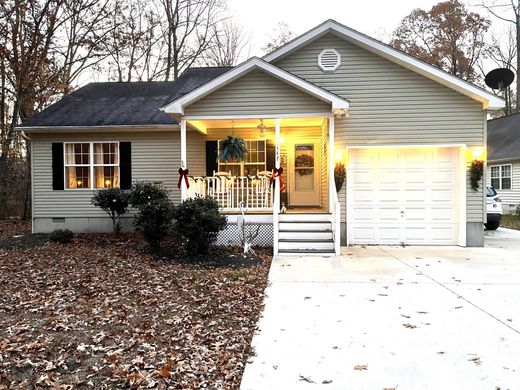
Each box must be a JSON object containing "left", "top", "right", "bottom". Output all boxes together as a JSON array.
[{"left": 501, "top": 214, "right": 520, "bottom": 230}]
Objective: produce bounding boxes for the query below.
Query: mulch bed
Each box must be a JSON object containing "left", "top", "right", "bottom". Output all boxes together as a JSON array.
[{"left": 0, "top": 219, "right": 272, "bottom": 389}]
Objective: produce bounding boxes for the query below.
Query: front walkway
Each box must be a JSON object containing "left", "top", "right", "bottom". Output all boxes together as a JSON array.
[{"left": 240, "top": 228, "right": 520, "bottom": 389}]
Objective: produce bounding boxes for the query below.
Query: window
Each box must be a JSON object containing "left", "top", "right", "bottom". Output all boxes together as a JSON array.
[
  {"left": 217, "top": 139, "right": 266, "bottom": 176},
  {"left": 490, "top": 164, "right": 512, "bottom": 190},
  {"left": 65, "top": 142, "right": 119, "bottom": 189}
]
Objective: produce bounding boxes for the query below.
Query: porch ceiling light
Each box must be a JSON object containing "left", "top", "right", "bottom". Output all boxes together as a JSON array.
[{"left": 257, "top": 119, "right": 267, "bottom": 138}]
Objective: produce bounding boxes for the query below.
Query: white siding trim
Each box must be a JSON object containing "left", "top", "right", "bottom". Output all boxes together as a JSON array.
[
  {"left": 184, "top": 113, "right": 331, "bottom": 121},
  {"left": 162, "top": 57, "right": 350, "bottom": 116},
  {"left": 263, "top": 20, "right": 503, "bottom": 110}
]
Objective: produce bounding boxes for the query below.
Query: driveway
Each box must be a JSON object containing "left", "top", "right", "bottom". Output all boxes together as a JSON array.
[{"left": 241, "top": 228, "right": 520, "bottom": 390}]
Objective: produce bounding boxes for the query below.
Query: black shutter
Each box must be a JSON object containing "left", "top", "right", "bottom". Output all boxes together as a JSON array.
[
  {"left": 119, "top": 142, "right": 132, "bottom": 189},
  {"left": 205, "top": 140, "right": 218, "bottom": 176},
  {"left": 266, "top": 140, "right": 276, "bottom": 172},
  {"left": 52, "top": 143, "right": 64, "bottom": 190}
]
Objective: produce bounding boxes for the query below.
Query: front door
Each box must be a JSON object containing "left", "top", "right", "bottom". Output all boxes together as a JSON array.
[{"left": 288, "top": 139, "right": 321, "bottom": 206}]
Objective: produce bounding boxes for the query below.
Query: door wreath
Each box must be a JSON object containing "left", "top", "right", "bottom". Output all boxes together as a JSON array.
[{"left": 295, "top": 154, "right": 314, "bottom": 176}]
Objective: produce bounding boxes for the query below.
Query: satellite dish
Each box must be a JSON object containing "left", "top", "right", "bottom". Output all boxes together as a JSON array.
[{"left": 485, "top": 68, "right": 515, "bottom": 91}]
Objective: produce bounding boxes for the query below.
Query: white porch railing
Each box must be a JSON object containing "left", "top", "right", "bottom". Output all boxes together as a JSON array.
[{"left": 186, "top": 176, "right": 273, "bottom": 211}]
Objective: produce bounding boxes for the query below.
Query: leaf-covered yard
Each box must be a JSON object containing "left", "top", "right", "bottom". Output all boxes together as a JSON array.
[{"left": 0, "top": 220, "right": 271, "bottom": 389}]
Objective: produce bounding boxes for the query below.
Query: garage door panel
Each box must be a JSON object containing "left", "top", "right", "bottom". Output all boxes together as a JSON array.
[
  {"left": 379, "top": 189, "right": 400, "bottom": 203},
  {"left": 431, "top": 189, "right": 454, "bottom": 202},
  {"left": 347, "top": 147, "right": 460, "bottom": 246},
  {"left": 379, "top": 207, "right": 401, "bottom": 221},
  {"left": 379, "top": 226, "right": 401, "bottom": 241},
  {"left": 404, "top": 189, "right": 427, "bottom": 202},
  {"left": 432, "top": 170, "right": 455, "bottom": 185}
]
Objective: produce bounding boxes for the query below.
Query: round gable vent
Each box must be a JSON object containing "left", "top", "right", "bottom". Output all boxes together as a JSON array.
[{"left": 318, "top": 48, "right": 341, "bottom": 72}]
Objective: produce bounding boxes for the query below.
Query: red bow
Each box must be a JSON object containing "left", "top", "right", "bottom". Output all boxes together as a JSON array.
[
  {"left": 178, "top": 168, "right": 190, "bottom": 189},
  {"left": 270, "top": 167, "right": 285, "bottom": 192}
]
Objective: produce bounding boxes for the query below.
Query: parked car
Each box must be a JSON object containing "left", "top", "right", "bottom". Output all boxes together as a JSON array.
[{"left": 485, "top": 186, "right": 502, "bottom": 230}]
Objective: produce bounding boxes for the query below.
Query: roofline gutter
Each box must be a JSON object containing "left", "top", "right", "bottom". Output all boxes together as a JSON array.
[
  {"left": 487, "top": 157, "right": 520, "bottom": 164},
  {"left": 14, "top": 124, "right": 180, "bottom": 133}
]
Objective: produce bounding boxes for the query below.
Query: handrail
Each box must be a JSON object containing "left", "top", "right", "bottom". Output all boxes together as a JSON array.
[
  {"left": 273, "top": 178, "right": 280, "bottom": 256},
  {"left": 329, "top": 174, "right": 341, "bottom": 255}
]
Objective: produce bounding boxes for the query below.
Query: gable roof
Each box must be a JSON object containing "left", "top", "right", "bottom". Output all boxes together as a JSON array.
[
  {"left": 18, "top": 67, "right": 230, "bottom": 130},
  {"left": 488, "top": 113, "right": 520, "bottom": 162},
  {"left": 264, "top": 19, "right": 504, "bottom": 110},
  {"left": 162, "top": 57, "right": 350, "bottom": 116}
]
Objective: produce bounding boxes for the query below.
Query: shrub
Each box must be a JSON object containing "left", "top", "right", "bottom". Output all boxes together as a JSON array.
[
  {"left": 134, "top": 198, "right": 175, "bottom": 251},
  {"left": 516, "top": 204, "right": 520, "bottom": 217},
  {"left": 173, "top": 196, "right": 227, "bottom": 256},
  {"left": 129, "top": 181, "right": 169, "bottom": 208},
  {"left": 91, "top": 188, "right": 130, "bottom": 234},
  {"left": 49, "top": 229, "right": 74, "bottom": 244}
]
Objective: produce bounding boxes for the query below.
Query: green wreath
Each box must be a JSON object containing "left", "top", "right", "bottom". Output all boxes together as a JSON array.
[{"left": 295, "top": 154, "right": 314, "bottom": 176}]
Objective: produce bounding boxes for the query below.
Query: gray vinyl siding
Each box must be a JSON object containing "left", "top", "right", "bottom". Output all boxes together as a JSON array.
[
  {"left": 184, "top": 69, "right": 331, "bottom": 116},
  {"left": 274, "top": 33, "right": 486, "bottom": 223},
  {"left": 31, "top": 130, "right": 204, "bottom": 219},
  {"left": 486, "top": 160, "right": 520, "bottom": 213}
]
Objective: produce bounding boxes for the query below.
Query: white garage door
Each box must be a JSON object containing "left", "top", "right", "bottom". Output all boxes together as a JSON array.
[{"left": 347, "top": 147, "right": 461, "bottom": 245}]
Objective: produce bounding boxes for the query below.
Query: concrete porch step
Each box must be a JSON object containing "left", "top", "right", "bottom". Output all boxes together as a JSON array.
[
  {"left": 279, "top": 230, "right": 333, "bottom": 240},
  {"left": 279, "top": 213, "right": 332, "bottom": 222},
  {"left": 278, "top": 239, "right": 334, "bottom": 251},
  {"left": 278, "top": 248, "right": 336, "bottom": 256},
  {"left": 279, "top": 221, "right": 332, "bottom": 231}
]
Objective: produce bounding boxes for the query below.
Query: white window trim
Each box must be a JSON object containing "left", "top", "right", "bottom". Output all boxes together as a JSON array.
[
  {"left": 490, "top": 164, "right": 512, "bottom": 190},
  {"left": 64, "top": 141, "right": 120, "bottom": 190},
  {"left": 217, "top": 139, "right": 267, "bottom": 176}
]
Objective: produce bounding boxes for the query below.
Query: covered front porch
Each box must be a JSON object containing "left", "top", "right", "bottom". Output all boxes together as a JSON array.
[
  {"left": 181, "top": 116, "right": 333, "bottom": 214},
  {"left": 163, "top": 57, "right": 348, "bottom": 255}
]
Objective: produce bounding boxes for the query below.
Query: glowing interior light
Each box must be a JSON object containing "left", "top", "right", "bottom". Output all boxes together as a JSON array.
[{"left": 472, "top": 147, "right": 484, "bottom": 159}]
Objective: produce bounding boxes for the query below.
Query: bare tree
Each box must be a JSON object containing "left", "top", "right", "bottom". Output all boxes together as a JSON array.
[
  {"left": 480, "top": 0, "right": 520, "bottom": 110},
  {"left": 479, "top": 26, "right": 517, "bottom": 116},
  {"left": 160, "top": 0, "right": 224, "bottom": 80},
  {"left": 261, "top": 22, "right": 294, "bottom": 54},
  {"left": 204, "top": 19, "right": 249, "bottom": 66},
  {"left": 103, "top": 0, "right": 164, "bottom": 81},
  {"left": 56, "top": 0, "right": 115, "bottom": 93}
]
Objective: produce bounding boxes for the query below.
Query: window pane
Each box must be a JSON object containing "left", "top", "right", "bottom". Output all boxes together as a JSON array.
[
  {"left": 501, "top": 165, "right": 511, "bottom": 178},
  {"left": 502, "top": 177, "right": 512, "bottom": 190},
  {"left": 65, "top": 144, "right": 75, "bottom": 165},
  {"left": 490, "top": 166, "right": 500, "bottom": 178},
  {"left": 94, "top": 166, "right": 119, "bottom": 188},
  {"left": 244, "top": 164, "right": 265, "bottom": 176},
  {"left": 491, "top": 178, "right": 500, "bottom": 189},
  {"left": 66, "top": 166, "right": 90, "bottom": 188}
]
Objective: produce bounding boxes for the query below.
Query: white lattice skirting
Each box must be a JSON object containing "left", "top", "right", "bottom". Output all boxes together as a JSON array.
[{"left": 216, "top": 223, "right": 273, "bottom": 247}]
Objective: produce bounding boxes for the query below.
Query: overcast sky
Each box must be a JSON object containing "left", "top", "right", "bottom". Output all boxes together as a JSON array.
[{"left": 227, "top": 0, "right": 510, "bottom": 59}]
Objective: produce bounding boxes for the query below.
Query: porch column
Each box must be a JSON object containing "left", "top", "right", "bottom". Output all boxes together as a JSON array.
[
  {"left": 273, "top": 118, "right": 281, "bottom": 255},
  {"left": 328, "top": 115, "right": 335, "bottom": 207},
  {"left": 180, "top": 119, "right": 187, "bottom": 201}
]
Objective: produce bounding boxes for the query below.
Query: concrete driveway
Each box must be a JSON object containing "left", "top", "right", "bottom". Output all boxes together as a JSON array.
[{"left": 241, "top": 228, "right": 520, "bottom": 390}]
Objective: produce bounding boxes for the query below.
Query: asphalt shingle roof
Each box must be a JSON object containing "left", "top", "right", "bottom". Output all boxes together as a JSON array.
[
  {"left": 487, "top": 113, "right": 520, "bottom": 161},
  {"left": 19, "top": 67, "right": 231, "bottom": 128}
]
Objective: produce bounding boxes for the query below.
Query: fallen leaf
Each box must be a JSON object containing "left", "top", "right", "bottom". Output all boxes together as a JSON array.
[
  {"left": 354, "top": 364, "right": 368, "bottom": 371},
  {"left": 403, "top": 323, "right": 417, "bottom": 329}
]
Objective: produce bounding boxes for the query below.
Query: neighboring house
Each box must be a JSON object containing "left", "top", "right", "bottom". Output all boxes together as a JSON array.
[
  {"left": 487, "top": 113, "right": 520, "bottom": 213},
  {"left": 17, "top": 20, "right": 504, "bottom": 254}
]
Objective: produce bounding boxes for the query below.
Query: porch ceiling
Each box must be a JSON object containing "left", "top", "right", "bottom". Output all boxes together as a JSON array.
[{"left": 187, "top": 117, "right": 325, "bottom": 133}]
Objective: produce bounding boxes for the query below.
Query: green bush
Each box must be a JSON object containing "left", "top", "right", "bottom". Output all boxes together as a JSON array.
[
  {"left": 49, "top": 229, "right": 74, "bottom": 244},
  {"left": 129, "top": 182, "right": 169, "bottom": 208},
  {"left": 173, "top": 196, "right": 227, "bottom": 256},
  {"left": 91, "top": 188, "right": 130, "bottom": 234},
  {"left": 134, "top": 198, "right": 175, "bottom": 251}
]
